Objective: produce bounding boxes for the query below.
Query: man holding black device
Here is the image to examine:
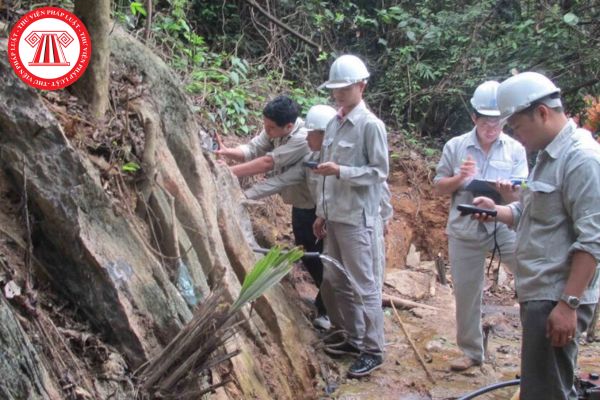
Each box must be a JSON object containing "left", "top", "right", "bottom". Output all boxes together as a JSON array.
[
  {"left": 434, "top": 80, "right": 528, "bottom": 371},
  {"left": 473, "top": 72, "right": 600, "bottom": 399}
]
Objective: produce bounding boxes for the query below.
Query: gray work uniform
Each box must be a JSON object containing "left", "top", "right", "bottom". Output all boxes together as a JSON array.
[
  {"left": 244, "top": 152, "right": 321, "bottom": 207},
  {"left": 316, "top": 101, "right": 389, "bottom": 356},
  {"left": 245, "top": 154, "right": 392, "bottom": 305},
  {"left": 507, "top": 120, "right": 600, "bottom": 399},
  {"left": 434, "top": 128, "right": 528, "bottom": 363},
  {"left": 239, "top": 118, "right": 313, "bottom": 208},
  {"left": 241, "top": 119, "right": 325, "bottom": 314},
  {"left": 375, "top": 182, "right": 393, "bottom": 291}
]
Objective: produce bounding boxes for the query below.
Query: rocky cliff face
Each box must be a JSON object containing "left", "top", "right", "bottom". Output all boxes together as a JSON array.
[{"left": 0, "top": 27, "right": 319, "bottom": 399}]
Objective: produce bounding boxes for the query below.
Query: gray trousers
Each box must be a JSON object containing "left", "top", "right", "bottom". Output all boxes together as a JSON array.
[
  {"left": 373, "top": 216, "right": 386, "bottom": 291},
  {"left": 520, "top": 301, "right": 594, "bottom": 400},
  {"left": 321, "top": 220, "right": 384, "bottom": 356},
  {"left": 448, "top": 224, "right": 516, "bottom": 362}
]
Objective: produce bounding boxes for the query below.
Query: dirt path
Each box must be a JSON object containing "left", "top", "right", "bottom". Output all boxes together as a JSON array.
[{"left": 264, "top": 155, "right": 600, "bottom": 399}]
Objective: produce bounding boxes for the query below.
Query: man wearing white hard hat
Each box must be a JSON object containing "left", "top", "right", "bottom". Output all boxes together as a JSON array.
[
  {"left": 245, "top": 105, "right": 337, "bottom": 330},
  {"left": 434, "top": 80, "right": 528, "bottom": 371},
  {"left": 246, "top": 105, "right": 393, "bottom": 335},
  {"left": 473, "top": 71, "right": 600, "bottom": 399},
  {"left": 312, "top": 55, "right": 389, "bottom": 378}
]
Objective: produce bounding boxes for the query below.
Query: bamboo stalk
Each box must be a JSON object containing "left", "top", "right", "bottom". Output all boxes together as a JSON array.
[
  {"left": 390, "top": 301, "right": 436, "bottom": 383},
  {"left": 382, "top": 294, "right": 440, "bottom": 311}
]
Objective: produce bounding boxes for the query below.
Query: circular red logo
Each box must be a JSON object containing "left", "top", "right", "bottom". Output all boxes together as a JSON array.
[{"left": 7, "top": 7, "right": 91, "bottom": 90}]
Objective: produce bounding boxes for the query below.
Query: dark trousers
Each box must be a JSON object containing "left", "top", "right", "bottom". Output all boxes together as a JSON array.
[
  {"left": 291, "top": 207, "right": 326, "bottom": 316},
  {"left": 520, "top": 300, "right": 594, "bottom": 400}
]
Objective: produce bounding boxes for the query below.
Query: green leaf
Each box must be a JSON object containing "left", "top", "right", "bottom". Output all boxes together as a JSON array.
[
  {"left": 122, "top": 162, "right": 141, "bottom": 173},
  {"left": 406, "top": 31, "right": 416, "bottom": 42},
  {"left": 130, "top": 2, "right": 147, "bottom": 17},
  {"left": 229, "top": 71, "right": 239, "bottom": 85},
  {"left": 563, "top": 12, "right": 579, "bottom": 26},
  {"left": 231, "top": 247, "right": 303, "bottom": 312}
]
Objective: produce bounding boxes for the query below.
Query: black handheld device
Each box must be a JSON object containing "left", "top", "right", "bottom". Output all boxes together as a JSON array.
[
  {"left": 457, "top": 204, "right": 497, "bottom": 217},
  {"left": 303, "top": 161, "right": 319, "bottom": 169}
]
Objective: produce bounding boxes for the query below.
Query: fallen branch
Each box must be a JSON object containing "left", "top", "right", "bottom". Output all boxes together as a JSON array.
[
  {"left": 390, "top": 301, "right": 436, "bottom": 383},
  {"left": 382, "top": 294, "right": 440, "bottom": 311},
  {"left": 586, "top": 299, "right": 600, "bottom": 342},
  {"left": 243, "top": 0, "right": 321, "bottom": 50}
]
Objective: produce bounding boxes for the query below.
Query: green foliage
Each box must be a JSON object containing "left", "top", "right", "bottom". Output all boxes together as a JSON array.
[
  {"left": 146, "top": 2, "right": 333, "bottom": 136},
  {"left": 119, "top": 0, "right": 600, "bottom": 147},
  {"left": 130, "top": 2, "right": 147, "bottom": 17},
  {"left": 231, "top": 247, "right": 303, "bottom": 313},
  {"left": 121, "top": 161, "right": 141, "bottom": 173}
]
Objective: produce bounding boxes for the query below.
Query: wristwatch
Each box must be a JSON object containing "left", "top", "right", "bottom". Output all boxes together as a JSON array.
[{"left": 560, "top": 293, "right": 581, "bottom": 309}]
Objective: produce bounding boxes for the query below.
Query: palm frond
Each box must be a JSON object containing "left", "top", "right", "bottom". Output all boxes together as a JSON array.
[{"left": 231, "top": 246, "right": 303, "bottom": 312}]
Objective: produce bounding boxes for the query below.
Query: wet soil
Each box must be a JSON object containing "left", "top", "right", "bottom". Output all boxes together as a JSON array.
[{"left": 243, "top": 145, "right": 600, "bottom": 400}]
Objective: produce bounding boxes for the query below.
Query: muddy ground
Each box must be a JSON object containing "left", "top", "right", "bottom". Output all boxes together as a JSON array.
[{"left": 242, "top": 140, "right": 600, "bottom": 400}]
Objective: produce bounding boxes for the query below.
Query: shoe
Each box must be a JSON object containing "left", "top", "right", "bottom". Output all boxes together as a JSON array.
[
  {"left": 450, "top": 356, "right": 481, "bottom": 371},
  {"left": 322, "top": 330, "right": 346, "bottom": 346},
  {"left": 313, "top": 315, "right": 331, "bottom": 331},
  {"left": 347, "top": 353, "right": 383, "bottom": 378},
  {"left": 324, "top": 342, "right": 361, "bottom": 357}
]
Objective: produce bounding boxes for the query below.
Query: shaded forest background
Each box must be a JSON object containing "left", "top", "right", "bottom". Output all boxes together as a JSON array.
[
  {"left": 118, "top": 0, "right": 600, "bottom": 146},
  {"left": 5, "top": 0, "right": 599, "bottom": 147}
]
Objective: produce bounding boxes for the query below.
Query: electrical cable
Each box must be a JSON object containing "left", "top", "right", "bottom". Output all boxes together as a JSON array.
[{"left": 486, "top": 217, "right": 502, "bottom": 276}]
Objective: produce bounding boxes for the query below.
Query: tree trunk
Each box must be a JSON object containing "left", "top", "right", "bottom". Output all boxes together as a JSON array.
[{"left": 73, "top": 0, "right": 110, "bottom": 119}]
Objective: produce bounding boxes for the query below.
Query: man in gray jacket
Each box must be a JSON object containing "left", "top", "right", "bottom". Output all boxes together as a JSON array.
[
  {"left": 217, "top": 96, "right": 326, "bottom": 325},
  {"left": 434, "top": 80, "right": 528, "bottom": 371},
  {"left": 312, "top": 55, "right": 389, "bottom": 378},
  {"left": 473, "top": 72, "right": 600, "bottom": 399}
]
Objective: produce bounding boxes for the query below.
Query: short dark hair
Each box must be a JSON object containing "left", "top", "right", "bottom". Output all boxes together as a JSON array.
[
  {"left": 519, "top": 93, "right": 564, "bottom": 117},
  {"left": 263, "top": 95, "right": 299, "bottom": 127}
]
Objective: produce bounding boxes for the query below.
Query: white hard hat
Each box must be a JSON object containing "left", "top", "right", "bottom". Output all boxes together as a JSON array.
[
  {"left": 305, "top": 105, "right": 337, "bottom": 131},
  {"left": 318, "top": 54, "right": 370, "bottom": 90},
  {"left": 470, "top": 80, "right": 501, "bottom": 116},
  {"left": 497, "top": 72, "right": 562, "bottom": 119}
]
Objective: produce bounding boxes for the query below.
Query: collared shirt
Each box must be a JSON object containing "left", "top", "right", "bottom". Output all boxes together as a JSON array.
[
  {"left": 434, "top": 128, "right": 528, "bottom": 240},
  {"left": 380, "top": 182, "right": 393, "bottom": 223},
  {"left": 245, "top": 153, "right": 394, "bottom": 220},
  {"left": 244, "top": 152, "right": 320, "bottom": 209},
  {"left": 508, "top": 120, "right": 600, "bottom": 304},
  {"left": 239, "top": 118, "right": 313, "bottom": 207},
  {"left": 316, "top": 101, "right": 389, "bottom": 227}
]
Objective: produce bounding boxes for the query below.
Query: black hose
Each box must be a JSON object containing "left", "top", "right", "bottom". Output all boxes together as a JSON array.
[
  {"left": 457, "top": 379, "right": 520, "bottom": 400},
  {"left": 251, "top": 246, "right": 321, "bottom": 258}
]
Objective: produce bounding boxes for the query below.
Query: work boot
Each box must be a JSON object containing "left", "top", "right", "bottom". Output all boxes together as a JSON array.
[
  {"left": 347, "top": 353, "right": 383, "bottom": 378},
  {"left": 324, "top": 342, "right": 361, "bottom": 357},
  {"left": 450, "top": 356, "right": 481, "bottom": 371},
  {"left": 322, "top": 330, "right": 346, "bottom": 346},
  {"left": 312, "top": 315, "right": 331, "bottom": 331}
]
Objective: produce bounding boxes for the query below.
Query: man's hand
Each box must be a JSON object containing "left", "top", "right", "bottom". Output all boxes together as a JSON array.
[
  {"left": 459, "top": 155, "right": 477, "bottom": 180},
  {"left": 214, "top": 134, "right": 247, "bottom": 163},
  {"left": 546, "top": 302, "right": 577, "bottom": 347},
  {"left": 313, "top": 217, "right": 327, "bottom": 239},
  {"left": 215, "top": 146, "right": 234, "bottom": 159},
  {"left": 471, "top": 196, "right": 497, "bottom": 222},
  {"left": 495, "top": 179, "right": 521, "bottom": 203},
  {"left": 214, "top": 132, "right": 225, "bottom": 150},
  {"left": 313, "top": 162, "right": 340, "bottom": 177}
]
